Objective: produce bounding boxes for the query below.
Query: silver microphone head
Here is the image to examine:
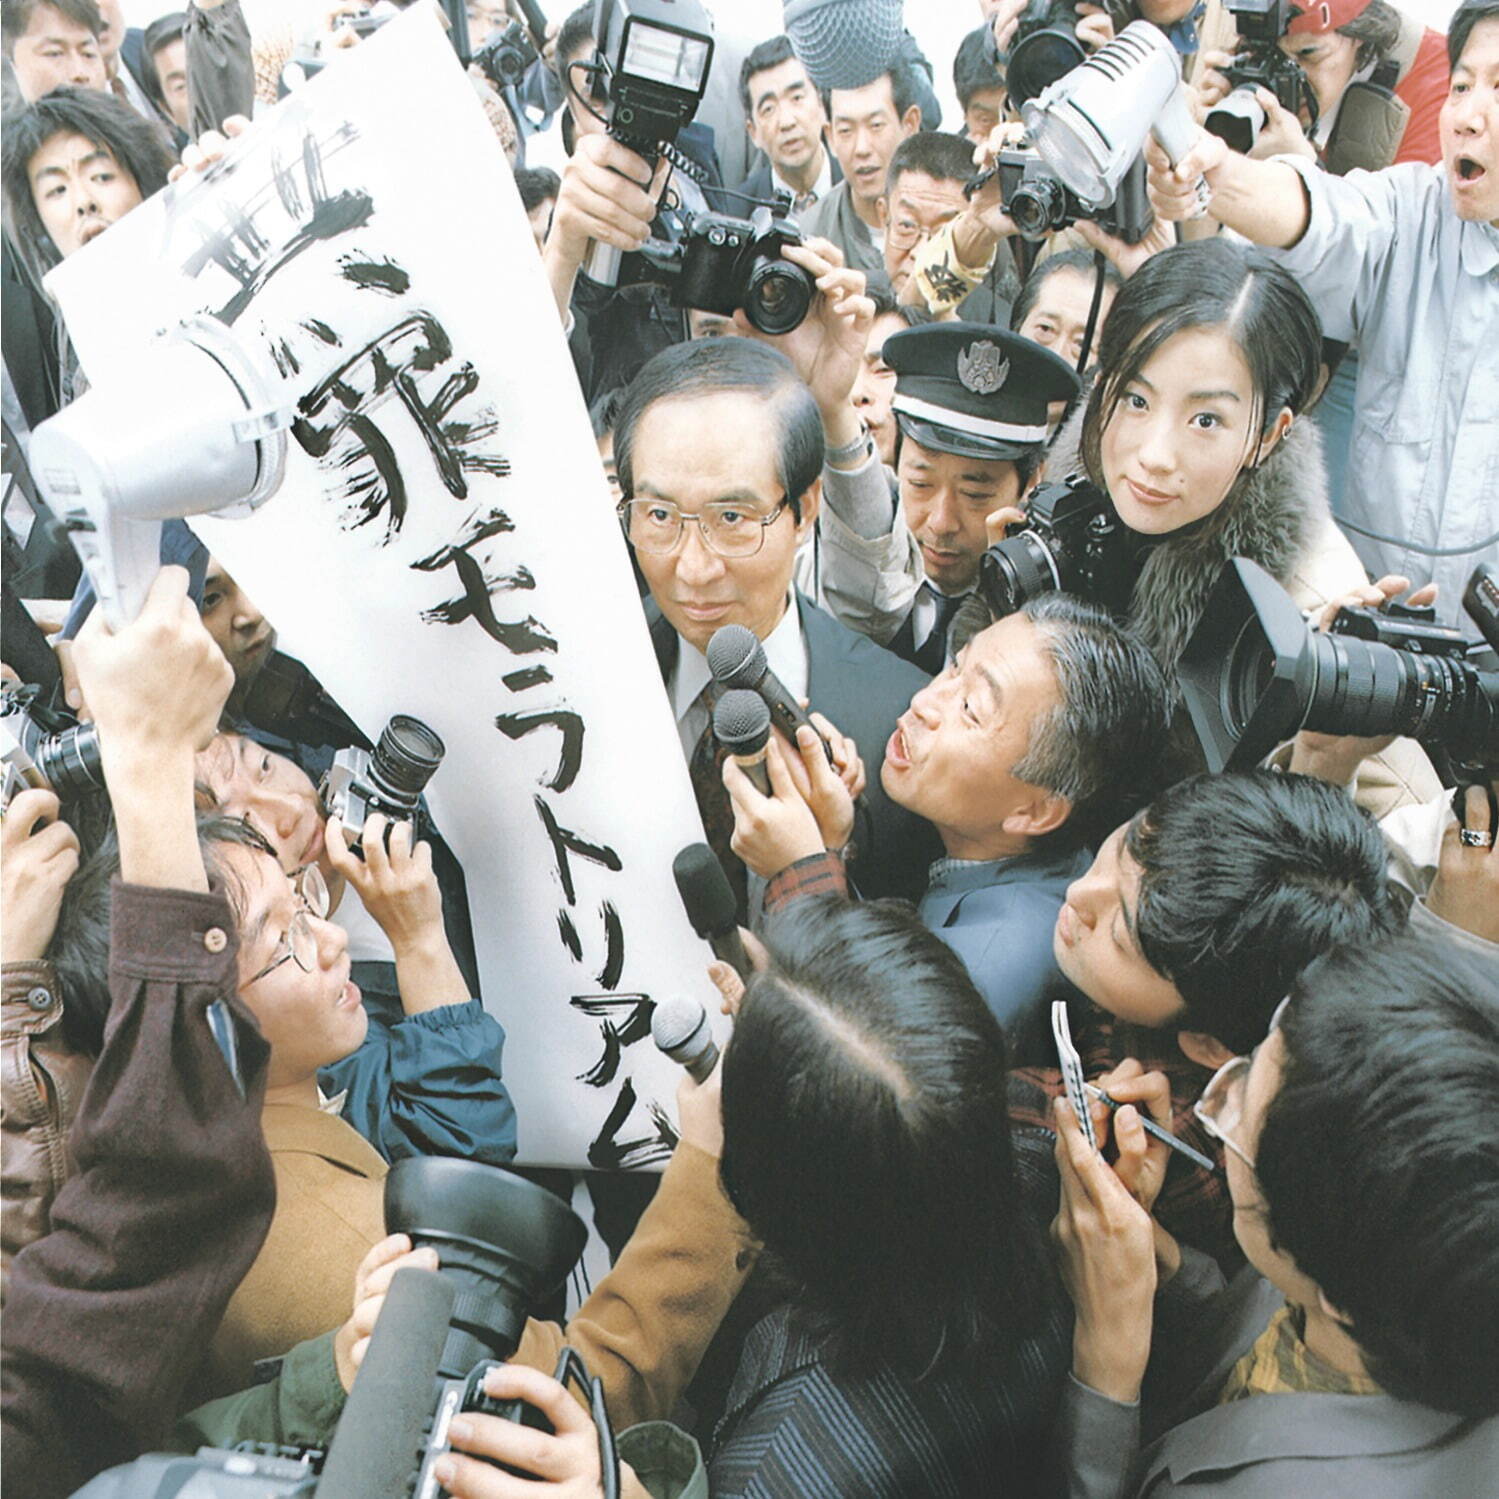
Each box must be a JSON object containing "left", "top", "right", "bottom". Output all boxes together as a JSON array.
[
  {"left": 706, "top": 623, "right": 765, "bottom": 689},
  {"left": 652, "top": 994, "right": 711, "bottom": 1055},
  {"left": 782, "top": 0, "right": 903, "bottom": 91}
]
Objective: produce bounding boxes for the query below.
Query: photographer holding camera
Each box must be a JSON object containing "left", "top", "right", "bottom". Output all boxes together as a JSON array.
[{"left": 1146, "top": 0, "right": 1499, "bottom": 631}]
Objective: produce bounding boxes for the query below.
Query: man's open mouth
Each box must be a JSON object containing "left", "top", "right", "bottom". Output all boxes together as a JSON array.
[{"left": 1457, "top": 156, "right": 1487, "bottom": 182}]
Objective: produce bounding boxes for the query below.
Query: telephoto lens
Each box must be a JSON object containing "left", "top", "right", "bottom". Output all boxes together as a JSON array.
[{"left": 368, "top": 714, "right": 446, "bottom": 817}]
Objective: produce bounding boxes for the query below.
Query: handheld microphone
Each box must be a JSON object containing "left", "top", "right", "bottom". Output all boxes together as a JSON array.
[
  {"left": 706, "top": 624, "right": 834, "bottom": 764},
  {"left": 782, "top": 0, "right": 903, "bottom": 91},
  {"left": 673, "top": 841, "right": 749, "bottom": 978},
  {"left": 714, "top": 688, "right": 773, "bottom": 796},
  {"left": 316, "top": 1266, "right": 456, "bottom": 1499},
  {"left": 651, "top": 994, "right": 720, "bottom": 1082}
]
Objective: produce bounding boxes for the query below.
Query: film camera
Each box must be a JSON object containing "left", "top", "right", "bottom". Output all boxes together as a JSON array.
[
  {"left": 977, "top": 477, "right": 1140, "bottom": 621},
  {"left": 622, "top": 200, "right": 814, "bottom": 334},
  {"left": 995, "top": 144, "right": 1153, "bottom": 243},
  {"left": 73, "top": 1158, "right": 607, "bottom": 1499},
  {"left": 472, "top": 19, "right": 538, "bottom": 88},
  {"left": 1006, "top": 0, "right": 1135, "bottom": 106},
  {"left": 320, "top": 714, "right": 445, "bottom": 851},
  {"left": 0, "top": 681, "right": 104, "bottom": 810},
  {"left": 1204, "top": 0, "right": 1316, "bottom": 153},
  {"left": 1180, "top": 558, "right": 1499, "bottom": 774}
]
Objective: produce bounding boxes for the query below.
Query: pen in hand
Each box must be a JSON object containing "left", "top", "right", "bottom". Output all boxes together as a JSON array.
[{"left": 1084, "top": 1083, "right": 1219, "bottom": 1173}]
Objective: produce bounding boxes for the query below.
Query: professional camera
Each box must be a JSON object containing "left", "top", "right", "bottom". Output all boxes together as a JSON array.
[
  {"left": 1179, "top": 558, "right": 1499, "bottom": 773},
  {"left": 622, "top": 201, "right": 814, "bottom": 334},
  {"left": 320, "top": 714, "right": 445, "bottom": 848},
  {"left": 1205, "top": 0, "right": 1316, "bottom": 153},
  {"left": 1007, "top": 0, "right": 1134, "bottom": 106},
  {"left": 73, "top": 1158, "right": 601, "bottom": 1499},
  {"left": 0, "top": 682, "right": 104, "bottom": 809},
  {"left": 996, "top": 145, "right": 1153, "bottom": 243},
  {"left": 976, "top": 477, "right": 1139, "bottom": 620},
  {"left": 473, "top": 19, "right": 538, "bottom": 89}
]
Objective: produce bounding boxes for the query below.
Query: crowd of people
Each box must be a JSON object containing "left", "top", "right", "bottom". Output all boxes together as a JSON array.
[{"left": 2, "top": 0, "right": 1497, "bottom": 1496}]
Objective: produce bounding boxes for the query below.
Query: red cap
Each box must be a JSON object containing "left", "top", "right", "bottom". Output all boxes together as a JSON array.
[{"left": 1286, "top": 0, "right": 1374, "bottom": 35}]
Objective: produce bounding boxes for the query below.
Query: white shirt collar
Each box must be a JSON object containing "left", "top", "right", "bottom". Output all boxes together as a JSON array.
[
  {"left": 669, "top": 594, "right": 809, "bottom": 726},
  {"left": 773, "top": 147, "right": 832, "bottom": 206}
]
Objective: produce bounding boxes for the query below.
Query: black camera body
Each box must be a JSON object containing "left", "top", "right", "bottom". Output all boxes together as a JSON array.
[
  {"left": 320, "top": 713, "right": 445, "bottom": 849},
  {"left": 473, "top": 19, "right": 539, "bottom": 90},
  {"left": 977, "top": 478, "right": 1139, "bottom": 620},
  {"left": 1008, "top": 0, "right": 1134, "bottom": 105},
  {"left": 624, "top": 202, "right": 814, "bottom": 334},
  {"left": 996, "top": 145, "right": 1153, "bottom": 243},
  {"left": 1205, "top": 0, "right": 1316, "bottom": 151}
]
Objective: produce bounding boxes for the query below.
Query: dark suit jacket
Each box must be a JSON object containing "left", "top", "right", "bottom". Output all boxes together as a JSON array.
[
  {"left": 648, "top": 594, "right": 940, "bottom": 907},
  {"left": 731, "top": 151, "right": 843, "bottom": 211}
]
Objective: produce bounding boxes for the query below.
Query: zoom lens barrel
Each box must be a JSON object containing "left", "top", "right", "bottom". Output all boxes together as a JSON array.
[{"left": 368, "top": 714, "right": 445, "bottom": 810}]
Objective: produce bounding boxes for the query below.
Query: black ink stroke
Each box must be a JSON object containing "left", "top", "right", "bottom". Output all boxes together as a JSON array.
[
  {"left": 533, "top": 796, "right": 621, "bottom": 907},
  {"left": 494, "top": 708, "right": 584, "bottom": 792}
]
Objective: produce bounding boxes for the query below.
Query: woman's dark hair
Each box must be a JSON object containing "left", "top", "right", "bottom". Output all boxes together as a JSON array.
[
  {"left": 1449, "top": 0, "right": 1499, "bottom": 69},
  {"left": 612, "top": 338, "right": 823, "bottom": 521},
  {"left": 1, "top": 86, "right": 173, "bottom": 277},
  {"left": 1079, "top": 239, "right": 1322, "bottom": 517},
  {"left": 1123, "top": 771, "right": 1398, "bottom": 1054},
  {"left": 1009, "top": 248, "right": 1121, "bottom": 336},
  {"left": 1257, "top": 933, "right": 1499, "bottom": 1417},
  {"left": 50, "top": 815, "right": 275, "bottom": 1055},
  {"left": 719, "top": 897, "right": 1053, "bottom": 1375},
  {"left": 1336, "top": 0, "right": 1401, "bottom": 69}
]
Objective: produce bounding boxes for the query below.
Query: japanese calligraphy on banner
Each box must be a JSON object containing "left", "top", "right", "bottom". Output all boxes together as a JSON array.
[{"left": 47, "top": 4, "right": 722, "bottom": 1169}]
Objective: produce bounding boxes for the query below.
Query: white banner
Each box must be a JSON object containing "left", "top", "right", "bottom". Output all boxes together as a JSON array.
[{"left": 48, "top": 5, "right": 722, "bottom": 1169}]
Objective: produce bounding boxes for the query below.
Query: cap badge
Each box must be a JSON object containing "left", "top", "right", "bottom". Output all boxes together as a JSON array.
[{"left": 957, "top": 340, "right": 1009, "bottom": 396}]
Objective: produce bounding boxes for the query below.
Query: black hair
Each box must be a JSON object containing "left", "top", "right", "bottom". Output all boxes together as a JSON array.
[
  {"left": 139, "top": 10, "right": 186, "bottom": 112},
  {"left": 1080, "top": 239, "right": 1322, "bottom": 514},
  {"left": 719, "top": 896, "right": 1053, "bottom": 1375},
  {"left": 1, "top": 85, "right": 172, "bottom": 277},
  {"left": 554, "top": 1, "right": 594, "bottom": 83},
  {"left": 953, "top": 24, "right": 1005, "bottom": 110},
  {"left": 1010, "top": 248, "right": 1121, "bottom": 335},
  {"left": 1449, "top": 0, "right": 1499, "bottom": 69},
  {"left": 612, "top": 338, "right": 822, "bottom": 523},
  {"left": 2, "top": 0, "right": 102, "bottom": 54},
  {"left": 828, "top": 54, "right": 923, "bottom": 123},
  {"left": 737, "top": 33, "right": 806, "bottom": 116},
  {"left": 1335, "top": 0, "right": 1400, "bottom": 69},
  {"left": 1012, "top": 593, "right": 1172, "bottom": 845},
  {"left": 1123, "top": 771, "right": 1399, "bottom": 1053},
  {"left": 1257, "top": 932, "right": 1499, "bottom": 1417},
  {"left": 50, "top": 814, "right": 275, "bottom": 1055},
  {"left": 884, "top": 128, "right": 975, "bottom": 193},
  {"left": 587, "top": 384, "right": 624, "bottom": 441},
  {"left": 514, "top": 164, "right": 560, "bottom": 214}
]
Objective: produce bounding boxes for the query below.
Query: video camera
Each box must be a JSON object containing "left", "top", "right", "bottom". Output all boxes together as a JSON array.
[
  {"left": 1204, "top": 0, "right": 1316, "bottom": 153},
  {"left": 619, "top": 198, "right": 814, "bottom": 334},
  {"left": 73, "top": 1158, "right": 605, "bottom": 1499},
  {"left": 1180, "top": 558, "right": 1499, "bottom": 774},
  {"left": 1006, "top": 0, "right": 1135, "bottom": 106},
  {"left": 995, "top": 144, "right": 1153, "bottom": 243},
  {"left": 320, "top": 714, "right": 445, "bottom": 851},
  {"left": 976, "top": 477, "right": 1140, "bottom": 621}
]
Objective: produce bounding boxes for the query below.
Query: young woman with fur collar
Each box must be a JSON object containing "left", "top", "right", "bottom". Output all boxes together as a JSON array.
[{"left": 1015, "top": 238, "right": 1440, "bottom": 818}]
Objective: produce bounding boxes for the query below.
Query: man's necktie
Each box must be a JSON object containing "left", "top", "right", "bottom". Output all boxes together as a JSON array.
[{"left": 892, "top": 590, "right": 962, "bottom": 676}]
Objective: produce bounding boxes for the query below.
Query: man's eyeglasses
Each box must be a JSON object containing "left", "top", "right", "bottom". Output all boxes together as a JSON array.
[
  {"left": 1192, "top": 996, "right": 1290, "bottom": 1170},
  {"left": 245, "top": 864, "right": 330, "bottom": 986},
  {"left": 886, "top": 216, "right": 940, "bottom": 252},
  {"left": 619, "top": 496, "right": 790, "bottom": 559}
]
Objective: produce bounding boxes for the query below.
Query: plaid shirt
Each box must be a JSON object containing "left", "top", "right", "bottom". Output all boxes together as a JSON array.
[
  {"left": 762, "top": 850, "right": 851, "bottom": 913},
  {"left": 1219, "top": 1304, "right": 1382, "bottom": 1403}
]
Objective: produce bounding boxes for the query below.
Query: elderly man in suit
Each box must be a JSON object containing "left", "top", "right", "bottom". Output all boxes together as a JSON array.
[{"left": 611, "top": 333, "right": 939, "bottom": 920}]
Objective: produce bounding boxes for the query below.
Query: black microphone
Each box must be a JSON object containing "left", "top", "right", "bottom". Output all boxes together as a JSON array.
[
  {"left": 652, "top": 994, "right": 720, "bottom": 1083},
  {"left": 782, "top": 0, "right": 903, "bottom": 91},
  {"left": 706, "top": 624, "right": 834, "bottom": 764},
  {"left": 316, "top": 1266, "right": 456, "bottom": 1499},
  {"left": 673, "top": 842, "right": 750, "bottom": 979},
  {"left": 714, "top": 688, "right": 773, "bottom": 796}
]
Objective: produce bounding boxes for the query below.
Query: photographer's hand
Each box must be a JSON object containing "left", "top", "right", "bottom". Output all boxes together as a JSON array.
[
  {"left": 333, "top": 1233, "right": 440, "bottom": 1394},
  {"left": 0, "top": 789, "right": 80, "bottom": 964},
  {"left": 989, "top": 0, "right": 1029, "bottom": 57},
  {"left": 1074, "top": 213, "right": 1174, "bottom": 279},
  {"left": 724, "top": 737, "right": 830, "bottom": 881},
  {"left": 1074, "top": 3, "right": 1116, "bottom": 51},
  {"left": 1190, "top": 49, "right": 1235, "bottom": 116},
  {"left": 325, "top": 813, "right": 470, "bottom": 1013},
  {"left": 1247, "top": 87, "right": 1316, "bottom": 162},
  {"left": 1426, "top": 782, "right": 1499, "bottom": 944}
]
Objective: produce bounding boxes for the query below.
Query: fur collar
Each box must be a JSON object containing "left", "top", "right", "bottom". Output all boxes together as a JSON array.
[{"left": 1043, "top": 401, "right": 1330, "bottom": 670}]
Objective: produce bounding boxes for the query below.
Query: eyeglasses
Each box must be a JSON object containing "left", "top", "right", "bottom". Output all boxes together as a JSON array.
[
  {"left": 245, "top": 863, "right": 330, "bottom": 986},
  {"left": 1192, "top": 996, "right": 1290, "bottom": 1170},
  {"left": 886, "top": 216, "right": 939, "bottom": 251},
  {"left": 619, "top": 496, "right": 790, "bottom": 559}
]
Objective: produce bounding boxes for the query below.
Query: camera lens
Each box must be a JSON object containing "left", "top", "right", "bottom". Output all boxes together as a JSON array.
[
  {"left": 978, "top": 531, "right": 1062, "bottom": 618},
  {"left": 743, "top": 257, "right": 813, "bottom": 336},
  {"left": 368, "top": 714, "right": 445, "bottom": 809},
  {"left": 1008, "top": 27, "right": 1086, "bottom": 107},
  {"left": 1205, "top": 87, "right": 1265, "bottom": 155},
  {"left": 1009, "top": 178, "right": 1070, "bottom": 241},
  {"left": 32, "top": 724, "right": 105, "bottom": 800}
]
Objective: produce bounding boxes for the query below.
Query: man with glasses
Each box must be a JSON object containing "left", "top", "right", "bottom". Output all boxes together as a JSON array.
[
  {"left": 1050, "top": 930, "right": 1499, "bottom": 1495},
  {"left": 612, "top": 335, "right": 938, "bottom": 914}
]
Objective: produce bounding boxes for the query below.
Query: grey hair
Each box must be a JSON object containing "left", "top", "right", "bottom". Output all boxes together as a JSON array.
[{"left": 1010, "top": 593, "right": 1172, "bottom": 841}]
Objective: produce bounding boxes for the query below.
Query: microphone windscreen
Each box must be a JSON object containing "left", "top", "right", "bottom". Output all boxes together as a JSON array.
[
  {"left": 706, "top": 623, "right": 764, "bottom": 689},
  {"left": 315, "top": 1266, "right": 455, "bottom": 1499},
  {"left": 713, "top": 688, "right": 772, "bottom": 754},
  {"left": 783, "top": 0, "right": 904, "bottom": 91},
  {"left": 674, "top": 842, "right": 738, "bottom": 937},
  {"left": 652, "top": 994, "right": 711, "bottom": 1056}
]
